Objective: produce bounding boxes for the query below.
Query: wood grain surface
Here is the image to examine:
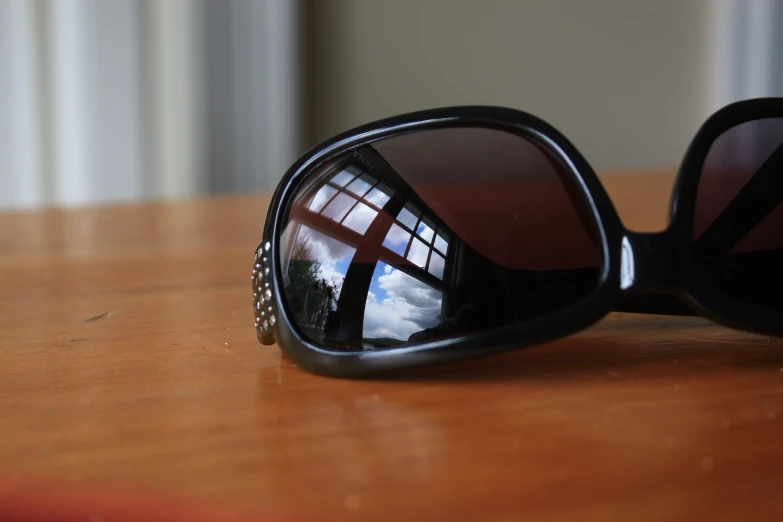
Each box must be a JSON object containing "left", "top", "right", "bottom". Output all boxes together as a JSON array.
[{"left": 1, "top": 172, "right": 782, "bottom": 522}]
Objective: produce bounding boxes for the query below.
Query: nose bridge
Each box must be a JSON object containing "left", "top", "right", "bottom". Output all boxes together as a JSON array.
[{"left": 620, "top": 230, "right": 682, "bottom": 294}]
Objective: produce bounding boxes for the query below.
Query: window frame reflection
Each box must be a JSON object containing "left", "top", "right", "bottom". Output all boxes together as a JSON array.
[{"left": 282, "top": 145, "right": 458, "bottom": 349}]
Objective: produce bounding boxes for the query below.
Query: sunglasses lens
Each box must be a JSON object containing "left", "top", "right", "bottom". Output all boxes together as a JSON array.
[
  {"left": 279, "top": 126, "right": 604, "bottom": 350},
  {"left": 693, "top": 117, "right": 783, "bottom": 310}
]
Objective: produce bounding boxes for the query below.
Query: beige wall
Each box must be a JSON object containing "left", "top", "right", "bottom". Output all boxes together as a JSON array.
[{"left": 307, "top": 0, "right": 714, "bottom": 172}]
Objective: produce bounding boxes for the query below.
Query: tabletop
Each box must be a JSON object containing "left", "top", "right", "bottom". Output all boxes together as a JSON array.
[{"left": 1, "top": 172, "right": 782, "bottom": 522}]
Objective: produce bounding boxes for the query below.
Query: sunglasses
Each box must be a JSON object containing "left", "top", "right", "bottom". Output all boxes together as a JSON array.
[{"left": 251, "top": 98, "right": 783, "bottom": 377}]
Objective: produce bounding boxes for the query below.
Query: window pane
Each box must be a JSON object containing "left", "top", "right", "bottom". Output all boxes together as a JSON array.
[
  {"left": 434, "top": 233, "right": 448, "bottom": 254},
  {"left": 428, "top": 252, "right": 445, "bottom": 279},
  {"left": 407, "top": 237, "right": 429, "bottom": 268},
  {"left": 308, "top": 184, "right": 338, "bottom": 212},
  {"left": 321, "top": 192, "right": 356, "bottom": 222},
  {"left": 382, "top": 223, "right": 410, "bottom": 256},
  {"left": 342, "top": 202, "right": 378, "bottom": 235},
  {"left": 365, "top": 185, "right": 392, "bottom": 208},
  {"left": 358, "top": 173, "right": 377, "bottom": 187},
  {"left": 331, "top": 168, "right": 357, "bottom": 187},
  {"left": 397, "top": 204, "right": 419, "bottom": 230},
  {"left": 416, "top": 219, "right": 435, "bottom": 243},
  {"left": 345, "top": 175, "right": 373, "bottom": 197}
]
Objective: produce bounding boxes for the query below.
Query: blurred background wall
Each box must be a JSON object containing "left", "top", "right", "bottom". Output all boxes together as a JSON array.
[{"left": 1, "top": 0, "right": 782, "bottom": 209}]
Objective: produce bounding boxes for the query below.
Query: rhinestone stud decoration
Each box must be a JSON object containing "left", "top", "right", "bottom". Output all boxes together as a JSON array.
[{"left": 252, "top": 240, "right": 277, "bottom": 345}]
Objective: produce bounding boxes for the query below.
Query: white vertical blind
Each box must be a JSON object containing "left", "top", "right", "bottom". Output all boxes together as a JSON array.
[
  {"left": 0, "top": 0, "right": 301, "bottom": 210},
  {"left": 204, "top": 0, "right": 300, "bottom": 193},
  {"left": 147, "top": 0, "right": 205, "bottom": 199},
  {"left": 709, "top": 0, "right": 783, "bottom": 111},
  {"left": 0, "top": 0, "right": 45, "bottom": 208},
  {"left": 48, "top": 0, "right": 148, "bottom": 206},
  {"left": 262, "top": 0, "right": 301, "bottom": 191},
  {"left": 48, "top": 0, "right": 93, "bottom": 205}
]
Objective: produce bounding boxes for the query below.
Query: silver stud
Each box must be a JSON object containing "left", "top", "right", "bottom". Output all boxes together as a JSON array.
[
  {"left": 257, "top": 286, "right": 262, "bottom": 293},
  {"left": 262, "top": 320, "right": 269, "bottom": 330},
  {"left": 264, "top": 289, "right": 272, "bottom": 300},
  {"left": 255, "top": 263, "right": 261, "bottom": 270},
  {"left": 251, "top": 275, "right": 255, "bottom": 280},
  {"left": 260, "top": 310, "right": 265, "bottom": 317},
  {"left": 269, "top": 315, "right": 276, "bottom": 326},
  {"left": 262, "top": 257, "right": 268, "bottom": 264},
  {"left": 256, "top": 301, "right": 261, "bottom": 310},
  {"left": 264, "top": 242, "right": 271, "bottom": 251},
  {"left": 267, "top": 306, "right": 273, "bottom": 313},
  {"left": 263, "top": 267, "right": 270, "bottom": 276},
  {"left": 264, "top": 282, "right": 270, "bottom": 288}
]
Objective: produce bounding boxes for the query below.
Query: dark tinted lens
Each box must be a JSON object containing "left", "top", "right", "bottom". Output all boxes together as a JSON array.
[
  {"left": 280, "top": 127, "right": 603, "bottom": 350},
  {"left": 693, "top": 118, "right": 783, "bottom": 310}
]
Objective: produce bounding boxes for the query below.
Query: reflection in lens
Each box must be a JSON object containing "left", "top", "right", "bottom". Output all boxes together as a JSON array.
[
  {"left": 342, "top": 203, "right": 378, "bottom": 235},
  {"left": 693, "top": 118, "right": 783, "bottom": 311},
  {"left": 280, "top": 127, "right": 604, "bottom": 351}
]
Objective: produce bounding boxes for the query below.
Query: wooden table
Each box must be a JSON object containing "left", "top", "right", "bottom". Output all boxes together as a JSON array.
[{"left": 1, "top": 172, "right": 782, "bottom": 521}]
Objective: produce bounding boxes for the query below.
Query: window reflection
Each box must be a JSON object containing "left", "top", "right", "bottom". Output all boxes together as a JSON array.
[
  {"left": 345, "top": 175, "right": 374, "bottom": 197},
  {"left": 321, "top": 192, "right": 355, "bottom": 222},
  {"left": 397, "top": 205, "right": 419, "bottom": 230},
  {"left": 308, "top": 185, "right": 337, "bottom": 212},
  {"left": 407, "top": 237, "right": 429, "bottom": 268},
  {"left": 434, "top": 233, "right": 448, "bottom": 255},
  {"left": 391, "top": 203, "right": 450, "bottom": 279},
  {"left": 281, "top": 145, "right": 454, "bottom": 350},
  {"left": 330, "top": 168, "right": 357, "bottom": 187},
  {"left": 365, "top": 184, "right": 392, "bottom": 208},
  {"left": 343, "top": 202, "right": 378, "bottom": 235},
  {"left": 417, "top": 219, "right": 435, "bottom": 243},
  {"left": 382, "top": 223, "right": 409, "bottom": 256},
  {"left": 428, "top": 252, "right": 445, "bottom": 279}
]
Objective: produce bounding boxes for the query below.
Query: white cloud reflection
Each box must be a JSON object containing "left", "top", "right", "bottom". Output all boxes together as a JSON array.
[
  {"left": 292, "top": 222, "right": 354, "bottom": 265},
  {"left": 343, "top": 202, "right": 378, "bottom": 235},
  {"left": 406, "top": 238, "right": 429, "bottom": 268},
  {"left": 364, "top": 266, "right": 442, "bottom": 341},
  {"left": 308, "top": 184, "right": 337, "bottom": 212},
  {"left": 382, "top": 223, "right": 410, "bottom": 255},
  {"left": 287, "top": 222, "right": 354, "bottom": 300},
  {"left": 286, "top": 222, "right": 443, "bottom": 344}
]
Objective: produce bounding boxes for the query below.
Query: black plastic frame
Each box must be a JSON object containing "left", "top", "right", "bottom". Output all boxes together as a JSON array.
[{"left": 255, "top": 98, "right": 783, "bottom": 377}]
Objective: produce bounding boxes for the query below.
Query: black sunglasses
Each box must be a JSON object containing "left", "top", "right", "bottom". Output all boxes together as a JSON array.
[{"left": 251, "top": 98, "right": 783, "bottom": 377}]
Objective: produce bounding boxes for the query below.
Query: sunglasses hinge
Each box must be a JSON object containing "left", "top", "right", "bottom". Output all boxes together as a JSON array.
[{"left": 620, "top": 230, "right": 682, "bottom": 295}]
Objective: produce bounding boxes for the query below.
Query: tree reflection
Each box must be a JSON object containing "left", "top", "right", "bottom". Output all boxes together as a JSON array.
[{"left": 285, "top": 235, "right": 341, "bottom": 341}]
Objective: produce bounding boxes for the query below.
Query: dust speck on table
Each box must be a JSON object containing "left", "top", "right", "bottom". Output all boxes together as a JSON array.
[{"left": 84, "top": 312, "right": 112, "bottom": 324}]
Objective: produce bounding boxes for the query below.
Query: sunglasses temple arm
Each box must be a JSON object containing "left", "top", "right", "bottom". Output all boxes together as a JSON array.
[{"left": 694, "top": 143, "right": 783, "bottom": 253}]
